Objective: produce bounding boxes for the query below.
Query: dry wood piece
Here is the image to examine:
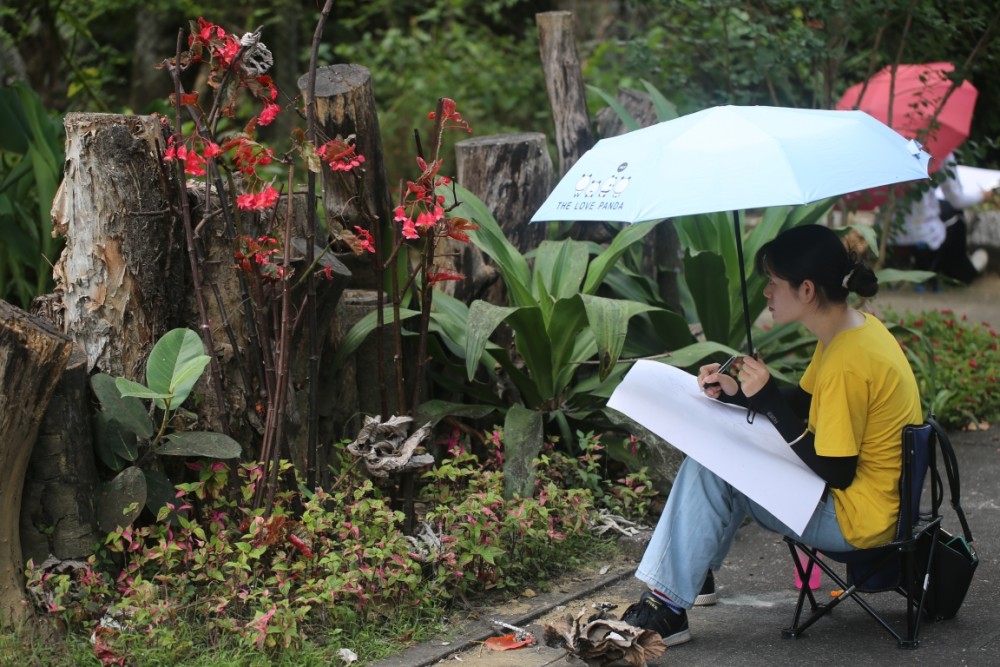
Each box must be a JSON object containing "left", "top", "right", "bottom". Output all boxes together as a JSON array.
[
  {"left": 19, "top": 347, "right": 100, "bottom": 564},
  {"left": 51, "top": 113, "right": 185, "bottom": 380},
  {"left": 536, "top": 11, "right": 595, "bottom": 178},
  {"left": 0, "top": 300, "right": 73, "bottom": 627},
  {"left": 454, "top": 132, "right": 553, "bottom": 303},
  {"left": 543, "top": 604, "right": 666, "bottom": 667}
]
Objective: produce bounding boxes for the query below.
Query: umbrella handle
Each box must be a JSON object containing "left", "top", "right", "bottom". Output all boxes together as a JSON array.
[{"left": 732, "top": 210, "right": 755, "bottom": 356}]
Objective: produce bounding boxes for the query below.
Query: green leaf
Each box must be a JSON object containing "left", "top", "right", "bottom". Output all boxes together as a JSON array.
[
  {"left": 441, "top": 183, "right": 534, "bottom": 306},
  {"left": 158, "top": 431, "right": 243, "bottom": 458},
  {"left": 640, "top": 79, "right": 679, "bottom": 121},
  {"left": 93, "top": 412, "right": 138, "bottom": 470},
  {"left": 142, "top": 468, "right": 178, "bottom": 518},
  {"left": 465, "top": 300, "right": 521, "bottom": 381},
  {"left": 581, "top": 294, "right": 661, "bottom": 380},
  {"left": 533, "top": 240, "right": 588, "bottom": 300},
  {"left": 331, "top": 306, "right": 421, "bottom": 370},
  {"left": 91, "top": 373, "right": 154, "bottom": 438},
  {"left": 586, "top": 84, "right": 640, "bottom": 132},
  {"left": 115, "top": 377, "right": 171, "bottom": 402},
  {"left": 876, "top": 268, "right": 937, "bottom": 285},
  {"left": 683, "top": 251, "right": 733, "bottom": 345},
  {"left": 414, "top": 400, "right": 498, "bottom": 427},
  {"left": 582, "top": 220, "right": 660, "bottom": 294},
  {"left": 145, "top": 328, "right": 210, "bottom": 409}
]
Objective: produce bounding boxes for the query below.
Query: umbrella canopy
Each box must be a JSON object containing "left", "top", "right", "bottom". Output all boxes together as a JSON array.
[
  {"left": 836, "top": 62, "right": 978, "bottom": 167},
  {"left": 531, "top": 105, "right": 930, "bottom": 353}
]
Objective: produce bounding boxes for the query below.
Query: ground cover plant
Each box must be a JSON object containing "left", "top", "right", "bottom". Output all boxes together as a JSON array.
[{"left": 19, "top": 429, "right": 653, "bottom": 665}]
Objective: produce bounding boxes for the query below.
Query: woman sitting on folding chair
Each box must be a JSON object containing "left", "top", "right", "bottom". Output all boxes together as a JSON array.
[{"left": 621, "top": 224, "right": 923, "bottom": 646}]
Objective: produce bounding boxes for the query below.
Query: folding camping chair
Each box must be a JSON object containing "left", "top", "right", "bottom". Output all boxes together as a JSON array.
[{"left": 780, "top": 421, "right": 943, "bottom": 649}]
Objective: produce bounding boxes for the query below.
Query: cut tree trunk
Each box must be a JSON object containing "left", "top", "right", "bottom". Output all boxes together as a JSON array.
[
  {"left": 454, "top": 132, "right": 554, "bottom": 303},
  {"left": 51, "top": 112, "right": 186, "bottom": 381},
  {"left": 0, "top": 300, "right": 73, "bottom": 628},
  {"left": 299, "top": 63, "right": 395, "bottom": 288},
  {"left": 301, "top": 64, "right": 406, "bottom": 431},
  {"left": 19, "top": 346, "right": 100, "bottom": 565},
  {"left": 536, "top": 11, "right": 595, "bottom": 178}
]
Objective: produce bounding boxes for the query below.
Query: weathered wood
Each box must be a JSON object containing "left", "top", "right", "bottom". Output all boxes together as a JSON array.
[
  {"left": 299, "top": 64, "right": 395, "bottom": 288},
  {"left": 0, "top": 300, "right": 73, "bottom": 628},
  {"left": 20, "top": 347, "right": 100, "bottom": 564},
  {"left": 594, "top": 87, "right": 660, "bottom": 139},
  {"left": 454, "top": 132, "right": 553, "bottom": 302},
  {"left": 51, "top": 112, "right": 186, "bottom": 380},
  {"left": 536, "top": 11, "right": 595, "bottom": 178}
]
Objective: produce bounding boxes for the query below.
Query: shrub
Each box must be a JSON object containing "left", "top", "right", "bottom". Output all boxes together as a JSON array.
[{"left": 889, "top": 309, "right": 1000, "bottom": 429}]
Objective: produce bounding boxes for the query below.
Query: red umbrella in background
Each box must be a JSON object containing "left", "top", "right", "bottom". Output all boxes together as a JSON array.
[{"left": 836, "top": 62, "right": 978, "bottom": 209}]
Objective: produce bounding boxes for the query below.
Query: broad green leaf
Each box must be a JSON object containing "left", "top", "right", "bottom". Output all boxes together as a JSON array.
[
  {"left": 581, "top": 294, "right": 662, "bottom": 380},
  {"left": 415, "top": 400, "right": 498, "bottom": 427},
  {"left": 582, "top": 219, "right": 660, "bottom": 294},
  {"left": 683, "top": 251, "right": 733, "bottom": 346},
  {"left": 662, "top": 341, "right": 739, "bottom": 370},
  {"left": 440, "top": 183, "right": 533, "bottom": 306},
  {"left": 465, "top": 300, "right": 521, "bottom": 380},
  {"left": 142, "top": 468, "right": 178, "bottom": 518},
  {"left": 93, "top": 412, "right": 138, "bottom": 470},
  {"left": 115, "top": 377, "right": 171, "bottom": 401},
  {"left": 330, "top": 306, "right": 421, "bottom": 370},
  {"left": 547, "top": 295, "right": 589, "bottom": 388},
  {"left": 586, "top": 84, "right": 641, "bottom": 132},
  {"left": 145, "top": 328, "right": 209, "bottom": 409},
  {"left": 533, "top": 240, "right": 588, "bottom": 300},
  {"left": 158, "top": 431, "right": 243, "bottom": 458},
  {"left": 876, "top": 268, "right": 936, "bottom": 285},
  {"left": 640, "top": 79, "right": 679, "bottom": 121},
  {"left": 506, "top": 306, "right": 555, "bottom": 400},
  {"left": 91, "top": 373, "right": 154, "bottom": 438}
]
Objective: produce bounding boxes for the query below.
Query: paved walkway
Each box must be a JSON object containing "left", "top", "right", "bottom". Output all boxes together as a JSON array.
[{"left": 374, "top": 274, "right": 1000, "bottom": 667}]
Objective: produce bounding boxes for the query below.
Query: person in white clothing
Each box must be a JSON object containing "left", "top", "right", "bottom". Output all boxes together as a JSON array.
[{"left": 893, "top": 152, "right": 994, "bottom": 284}]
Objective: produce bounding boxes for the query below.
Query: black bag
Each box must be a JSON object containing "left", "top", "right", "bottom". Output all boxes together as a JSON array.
[{"left": 916, "top": 418, "right": 978, "bottom": 621}]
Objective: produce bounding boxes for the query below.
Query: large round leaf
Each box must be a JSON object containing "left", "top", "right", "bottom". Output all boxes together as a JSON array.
[
  {"left": 145, "top": 328, "right": 211, "bottom": 409},
  {"left": 91, "top": 373, "right": 154, "bottom": 439},
  {"left": 158, "top": 431, "right": 242, "bottom": 459}
]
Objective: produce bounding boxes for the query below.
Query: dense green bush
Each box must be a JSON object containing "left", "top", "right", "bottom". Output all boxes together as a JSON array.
[{"left": 889, "top": 309, "right": 1000, "bottom": 429}]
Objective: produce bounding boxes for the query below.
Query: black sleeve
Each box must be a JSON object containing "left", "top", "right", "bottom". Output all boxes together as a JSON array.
[
  {"left": 780, "top": 384, "right": 812, "bottom": 420},
  {"left": 791, "top": 434, "right": 858, "bottom": 489},
  {"left": 751, "top": 377, "right": 857, "bottom": 489},
  {"left": 716, "top": 387, "right": 750, "bottom": 408},
  {"left": 749, "top": 377, "right": 807, "bottom": 442}
]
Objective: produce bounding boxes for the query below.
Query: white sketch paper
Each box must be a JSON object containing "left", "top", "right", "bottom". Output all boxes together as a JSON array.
[{"left": 607, "top": 360, "right": 825, "bottom": 534}]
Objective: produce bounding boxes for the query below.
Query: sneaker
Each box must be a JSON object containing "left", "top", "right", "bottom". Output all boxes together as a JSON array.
[
  {"left": 620, "top": 591, "right": 691, "bottom": 647},
  {"left": 694, "top": 570, "right": 717, "bottom": 606},
  {"left": 971, "top": 248, "right": 989, "bottom": 274}
]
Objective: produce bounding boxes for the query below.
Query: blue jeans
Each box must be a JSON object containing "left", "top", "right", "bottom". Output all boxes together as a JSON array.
[{"left": 635, "top": 457, "right": 856, "bottom": 608}]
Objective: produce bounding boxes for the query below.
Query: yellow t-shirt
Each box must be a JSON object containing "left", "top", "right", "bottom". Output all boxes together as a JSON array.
[{"left": 799, "top": 313, "right": 922, "bottom": 548}]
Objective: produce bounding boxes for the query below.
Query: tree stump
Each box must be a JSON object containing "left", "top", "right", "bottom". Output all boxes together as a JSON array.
[
  {"left": 51, "top": 112, "right": 186, "bottom": 380},
  {"left": 20, "top": 347, "right": 100, "bottom": 564},
  {"left": 0, "top": 300, "right": 73, "bottom": 627},
  {"left": 454, "top": 132, "right": 553, "bottom": 303},
  {"left": 299, "top": 63, "right": 395, "bottom": 288},
  {"left": 536, "top": 11, "right": 595, "bottom": 178}
]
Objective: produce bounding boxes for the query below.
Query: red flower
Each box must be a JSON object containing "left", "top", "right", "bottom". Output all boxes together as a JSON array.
[
  {"left": 426, "top": 270, "right": 465, "bottom": 284},
  {"left": 354, "top": 226, "right": 376, "bottom": 253},
  {"left": 257, "top": 102, "right": 280, "bottom": 127}
]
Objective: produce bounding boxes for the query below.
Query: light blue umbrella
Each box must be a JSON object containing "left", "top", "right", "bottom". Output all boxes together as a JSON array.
[{"left": 530, "top": 105, "right": 930, "bottom": 353}]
